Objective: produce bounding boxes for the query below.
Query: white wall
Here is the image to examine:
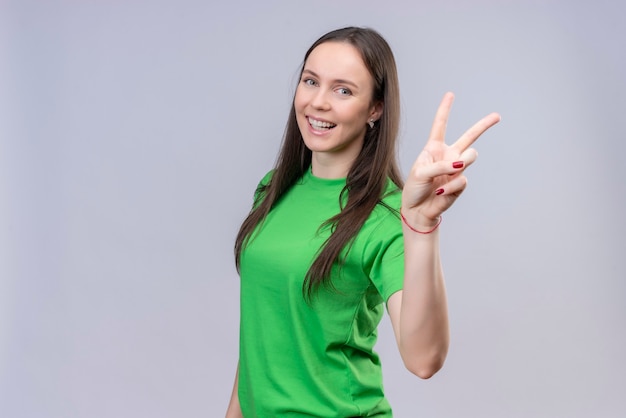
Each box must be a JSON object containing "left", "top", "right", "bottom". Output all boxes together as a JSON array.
[{"left": 1, "top": 0, "right": 624, "bottom": 417}]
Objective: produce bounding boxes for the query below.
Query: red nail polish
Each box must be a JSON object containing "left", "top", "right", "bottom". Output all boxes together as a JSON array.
[
  {"left": 435, "top": 188, "right": 444, "bottom": 195},
  {"left": 453, "top": 161, "right": 464, "bottom": 169}
]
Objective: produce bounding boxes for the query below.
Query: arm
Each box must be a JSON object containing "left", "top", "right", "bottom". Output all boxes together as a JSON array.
[
  {"left": 388, "top": 92, "right": 500, "bottom": 379},
  {"left": 387, "top": 228, "right": 448, "bottom": 379},
  {"left": 225, "top": 363, "right": 243, "bottom": 418}
]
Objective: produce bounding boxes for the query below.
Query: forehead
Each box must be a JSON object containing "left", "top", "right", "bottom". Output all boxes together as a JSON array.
[{"left": 304, "top": 42, "right": 372, "bottom": 85}]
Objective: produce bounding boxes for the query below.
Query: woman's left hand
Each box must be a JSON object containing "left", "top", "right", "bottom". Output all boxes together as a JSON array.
[{"left": 401, "top": 92, "right": 501, "bottom": 230}]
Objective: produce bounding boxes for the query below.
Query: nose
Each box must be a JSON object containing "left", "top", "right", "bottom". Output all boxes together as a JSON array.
[{"left": 310, "top": 88, "right": 331, "bottom": 111}]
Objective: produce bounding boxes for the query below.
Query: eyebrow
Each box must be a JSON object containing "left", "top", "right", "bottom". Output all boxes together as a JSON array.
[{"left": 302, "top": 69, "right": 359, "bottom": 89}]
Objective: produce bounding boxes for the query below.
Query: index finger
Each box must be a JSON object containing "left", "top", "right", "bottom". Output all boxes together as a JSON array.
[
  {"left": 428, "top": 92, "right": 455, "bottom": 142},
  {"left": 452, "top": 112, "right": 501, "bottom": 152}
]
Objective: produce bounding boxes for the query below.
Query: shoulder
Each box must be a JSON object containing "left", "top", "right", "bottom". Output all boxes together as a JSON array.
[
  {"left": 249, "top": 170, "right": 274, "bottom": 207},
  {"left": 258, "top": 170, "right": 275, "bottom": 187},
  {"left": 375, "top": 179, "right": 402, "bottom": 219},
  {"left": 362, "top": 178, "right": 402, "bottom": 232},
  {"left": 381, "top": 178, "right": 402, "bottom": 207}
]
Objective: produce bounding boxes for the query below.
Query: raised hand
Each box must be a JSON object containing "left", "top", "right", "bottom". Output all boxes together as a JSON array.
[{"left": 401, "top": 92, "right": 501, "bottom": 230}]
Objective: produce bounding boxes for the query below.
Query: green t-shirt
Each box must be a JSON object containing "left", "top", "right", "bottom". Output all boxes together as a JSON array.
[{"left": 239, "top": 169, "right": 405, "bottom": 417}]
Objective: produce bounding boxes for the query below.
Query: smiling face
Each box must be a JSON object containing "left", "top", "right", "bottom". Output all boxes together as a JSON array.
[{"left": 294, "top": 41, "right": 382, "bottom": 178}]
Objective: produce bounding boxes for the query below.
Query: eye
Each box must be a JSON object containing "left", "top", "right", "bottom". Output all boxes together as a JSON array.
[
  {"left": 302, "top": 78, "right": 317, "bottom": 87},
  {"left": 336, "top": 87, "right": 352, "bottom": 96}
]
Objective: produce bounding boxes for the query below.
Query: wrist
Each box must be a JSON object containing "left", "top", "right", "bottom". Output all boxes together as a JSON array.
[{"left": 400, "top": 210, "right": 442, "bottom": 234}]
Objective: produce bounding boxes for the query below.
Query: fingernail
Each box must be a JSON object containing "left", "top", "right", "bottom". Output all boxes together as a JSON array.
[
  {"left": 435, "top": 188, "right": 444, "bottom": 195},
  {"left": 452, "top": 161, "right": 464, "bottom": 169}
]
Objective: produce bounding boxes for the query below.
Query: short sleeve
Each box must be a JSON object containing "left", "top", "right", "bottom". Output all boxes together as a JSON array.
[{"left": 361, "top": 204, "right": 405, "bottom": 303}]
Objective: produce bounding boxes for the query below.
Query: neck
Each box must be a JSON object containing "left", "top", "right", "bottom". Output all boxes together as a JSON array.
[{"left": 310, "top": 153, "right": 354, "bottom": 179}]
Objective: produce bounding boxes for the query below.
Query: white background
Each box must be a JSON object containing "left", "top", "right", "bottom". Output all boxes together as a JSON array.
[{"left": 1, "top": 0, "right": 625, "bottom": 417}]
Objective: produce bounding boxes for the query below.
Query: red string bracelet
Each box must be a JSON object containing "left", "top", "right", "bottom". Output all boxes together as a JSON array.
[{"left": 400, "top": 211, "right": 442, "bottom": 234}]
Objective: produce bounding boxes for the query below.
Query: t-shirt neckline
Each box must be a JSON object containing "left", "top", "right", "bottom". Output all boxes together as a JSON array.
[{"left": 305, "top": 166, "right": 347, "bottom": 187}]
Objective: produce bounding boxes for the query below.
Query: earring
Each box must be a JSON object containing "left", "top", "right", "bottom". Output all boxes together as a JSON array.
[{"left": 368, "top": 119, "right": 375, "bottom": 129}]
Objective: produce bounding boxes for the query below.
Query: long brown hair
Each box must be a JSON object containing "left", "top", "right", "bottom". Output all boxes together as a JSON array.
[{"left": 234, "top": 27, "right": 403, "bottom": 299}]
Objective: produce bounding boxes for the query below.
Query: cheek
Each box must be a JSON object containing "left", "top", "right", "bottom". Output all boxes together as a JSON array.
[
  {"left": 293, "top": 88, "right": 307, "bottom": 113},
  {"left": 341, "top": 105, "right": 369, "bottom": 126}
]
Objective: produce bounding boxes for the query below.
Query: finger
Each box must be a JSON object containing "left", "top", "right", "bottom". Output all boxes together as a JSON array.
[
  {"left": 435, "top": 175, "right": 468, "bottom": 197},
  {"left": 411, "top": 147, "right": 477, "bottom": 180},
  {"left": 428, "top": 92, "right": 455, "bottom": 142},
  {"left": 410, "top": 158, "right": 468, "bottom": 181},
  {"left": 452, "top": 112, "right": 501, "bottom": 153},
  {"left": 459, "top": 148, "right": 478, "bottom": 169}
]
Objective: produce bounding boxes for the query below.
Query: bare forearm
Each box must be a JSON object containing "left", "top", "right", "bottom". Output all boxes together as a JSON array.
[{"left": 397, "top": 227, "right": 449, "bottom": 378}]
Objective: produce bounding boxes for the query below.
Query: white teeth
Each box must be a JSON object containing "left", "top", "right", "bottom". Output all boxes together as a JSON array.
[{"left": 308, "top": 117, "right": 336, "bottom": 130}]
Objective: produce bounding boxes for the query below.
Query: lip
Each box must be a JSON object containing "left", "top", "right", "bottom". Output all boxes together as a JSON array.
[
  {"left": 307, "top": 115, "right": 335, "bottom": 124},
  {"left": 306, "top": 115, "right": 336, "bottom": 135}
]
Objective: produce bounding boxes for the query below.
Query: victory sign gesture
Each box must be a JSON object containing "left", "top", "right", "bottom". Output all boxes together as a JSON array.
[{"left": 401, "top": 92, "right": 501, "bottom": 231}]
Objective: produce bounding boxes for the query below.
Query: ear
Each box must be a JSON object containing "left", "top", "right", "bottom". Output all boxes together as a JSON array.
[{"left": 369, "top": 101, "right": 384, "bottom": 122}]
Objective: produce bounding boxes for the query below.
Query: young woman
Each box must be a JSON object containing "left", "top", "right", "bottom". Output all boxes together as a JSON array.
[{"left": 226, "top": 27, "right": 500, "bottom": 417}]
